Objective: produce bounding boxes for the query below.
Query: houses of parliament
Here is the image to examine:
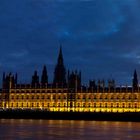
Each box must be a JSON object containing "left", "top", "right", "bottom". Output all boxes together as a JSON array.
[{"left": 0, "top": 47, "right": 140, "bottom": 113}]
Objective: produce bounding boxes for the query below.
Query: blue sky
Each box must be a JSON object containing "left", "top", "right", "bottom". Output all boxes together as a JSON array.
[{"left": 0, "top": 0, "right": 140, "bottom": 85}]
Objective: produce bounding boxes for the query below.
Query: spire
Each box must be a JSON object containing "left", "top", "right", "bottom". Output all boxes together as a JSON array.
[
  {"left": 41, "top": 65, "right": 48, "bottom": 87},
  {"left": 58, "top": 45, "right": 63, "bottom": 65},
  {"left": 133, "top": 69, "right": 138, "bottom": 90},
  {"left": 53, "top": 46, "right": 66, "bottom": 87}
]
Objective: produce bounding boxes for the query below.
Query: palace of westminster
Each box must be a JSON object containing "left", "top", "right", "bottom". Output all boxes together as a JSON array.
[{"left": 0, "top": 47, "right": 140, "bottom": 113}]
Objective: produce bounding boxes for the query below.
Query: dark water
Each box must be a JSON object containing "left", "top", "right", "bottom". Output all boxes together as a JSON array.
[{"left": 0, "top": 119, "right": 140, "bottom": 140}]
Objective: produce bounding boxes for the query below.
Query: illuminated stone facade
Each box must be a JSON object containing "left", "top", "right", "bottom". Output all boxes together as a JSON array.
[{"left": 0, "top": 48, "right": 140, "bottom": 113}]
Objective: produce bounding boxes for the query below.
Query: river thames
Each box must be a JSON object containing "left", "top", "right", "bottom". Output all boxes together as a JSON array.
[{"left": 0, "top": 119, "right": 140, "bottom": 140}]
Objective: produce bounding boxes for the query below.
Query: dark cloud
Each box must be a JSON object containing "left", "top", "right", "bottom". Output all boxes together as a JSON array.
[{"left": 0, "top": 0, "right": 140, "bottom": 85}]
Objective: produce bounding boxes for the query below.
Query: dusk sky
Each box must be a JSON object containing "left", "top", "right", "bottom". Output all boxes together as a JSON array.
[{"left": 0, "top": 0, "right": 140, "bottom": 86}]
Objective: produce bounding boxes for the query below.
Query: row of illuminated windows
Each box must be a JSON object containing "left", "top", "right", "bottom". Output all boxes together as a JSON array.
[
  {"left": 1, "top": 94, "right": 139, "bottom": 101},
  {"left": 76, "top": 94, "right": 139, "bottom": 100},
  {"left": 9, "top": 102, "right": 139, "bottom": 108},
  {"left": 10, "top": 95, "right": 67, "bottom": 100},
  {"left": 11, "top": 90, "right": 68, "bottom": 93},
  {"left": 10, "top": 102, "right": 67, "bottom": 108}
]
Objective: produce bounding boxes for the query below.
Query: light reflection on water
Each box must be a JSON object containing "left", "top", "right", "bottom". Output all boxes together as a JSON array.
[{"left": 0, "top": 119, "right": 140, "bottom": 140}]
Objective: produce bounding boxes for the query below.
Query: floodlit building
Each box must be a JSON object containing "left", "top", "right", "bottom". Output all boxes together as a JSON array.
[{"left": 0, "top": 47, "right": 140, "bottom": 113}]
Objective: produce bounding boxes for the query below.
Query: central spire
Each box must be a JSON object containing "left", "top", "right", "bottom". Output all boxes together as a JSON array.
[
  {"left": 58, "top": 45, "right": 63, "bottom": 65},
  {"left": 53, "top": 45, "right": 66, "bottom": 88}
]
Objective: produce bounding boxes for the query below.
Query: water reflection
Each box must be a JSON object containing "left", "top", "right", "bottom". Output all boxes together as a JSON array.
[{"left": 0, "top": 119, "right": 140, "bottom": 140}]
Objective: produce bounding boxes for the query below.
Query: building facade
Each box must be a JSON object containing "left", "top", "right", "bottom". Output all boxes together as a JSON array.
[{"left": 0, "top": 48, "right": 140, "bottom": 113}]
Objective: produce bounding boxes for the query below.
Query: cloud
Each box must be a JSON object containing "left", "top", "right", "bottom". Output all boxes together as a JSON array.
[{"left": 0, "top": 0, "right": 139, "bottom": 85}]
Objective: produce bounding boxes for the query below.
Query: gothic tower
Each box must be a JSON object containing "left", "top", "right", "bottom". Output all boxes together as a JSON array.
[
  {"left": 68, "top": 70, "right": 81, "bottom": 91},
  {"left": 31, "top": 70, "right": 39, "bottom": 87},
  {"left": 132, "top": 69, "right": 138, "bottom": 90},
  {"left": 53, "top": 46, "right": 66, "bottom": 87},
  {"left": 41, "top": 65, "right": 48, "bottom": 87}
]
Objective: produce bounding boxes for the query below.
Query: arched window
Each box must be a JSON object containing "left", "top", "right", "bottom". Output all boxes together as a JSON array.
[
  {"left": 16, "top": 95, "right": 19, "bottom": 99},
  {"left": 116, "top": 103, "right": 119, "bottom": 108},
  {"left": 64, "top": 103, "right": 66, "bottom": 107},
  {"left": 122, "top": 103, "right": 125, "bottom": 108},
  {"left": 105, "top": 103, "right": 107, "bottom": 108},
  {"left": 88, "top": 103, "right": 91, "bottom": 107},
  {"left": 83, "top": 103, "right": 85, "bottom": 107},
  {"left": 58, "top": 103, "right": 60, "bottom": 107},
  {"left": 128, "top": 103, "right": 131, "bottom": 108},
  {"left": 53, "top": 95, "right": 56, "bottom": 99},
  {"left": 42, "top": 95, "right": 44, "bottom": 99},
  {"left": 77, "top": 103, "right": 80, "bottom": 107},
  {"left": 135, "top": 103, "right": 137, "bottom": 108},
  {"left": 26, "top": 95, "right": 29, "bottom": 100},
  {"left": 32, "top": 96, "right": 34, "bottom": 99},
  {"left": 111, "top": 103, "right": 113, "bottom": 107},
  {"left": 37, "top": 95, "right": 39, "bottom": 99}
]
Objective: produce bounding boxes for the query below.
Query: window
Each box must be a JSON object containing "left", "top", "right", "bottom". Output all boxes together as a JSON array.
[
  {"left": 47, "top": 96, "right": 50, "bottom": 99},
  {"left": 21, "top": 95, "right": 24, "bottom": 100},
  {"left": 53, "top": 95, "right": 56, "bottom": 99},
  {"left": 116, "top": 103, "right": 119, "bottom": 108},
  {"left": 77, "top": 103, "right": 80, "bottom": 107},
  {"left": 37, "top": 95, "right": 39, "bottom": 99},
  {"left": 128, "top": 103, "right": 131, "bottom": 108},
  {"left": 58, "top": 96, "right": 61, "bottom": 99},
  {"left": 16, "top": 95, "right": 19, "bottom": 100},
  {"left": 58, "top": 103, "right": 60, "bottom": 107},
  {"left": 11, "top": 96, "right": 14, "bottom": 100},
  {"left": 135, "top": 103, "right": 137, "bottom": 108},
  {"left": 83, "top": 95, "right": 86, "bottom": 99},
  {"left": 111, "top": 103, "right": 113, "bottom": 108},
  {"left": 88, "top": 103, "right": 91, "bottom": 107},
  {"left": 104, "top": 103, "right": 107, "bottom": 108},
  {"left": 83, "top": 103, "right": 85, "bottom": 107},
  {"left": 77, "top": 96, "right": 80, "bottom": 99},
  {"left": 42, "top": 95, "right": 44, "bottom": 99},
  {"left": 26, "top": 95, "right": 29, "bottom": 100},
  {"left": 64, "top": 103, "right": 66, "bottom": 107}
]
